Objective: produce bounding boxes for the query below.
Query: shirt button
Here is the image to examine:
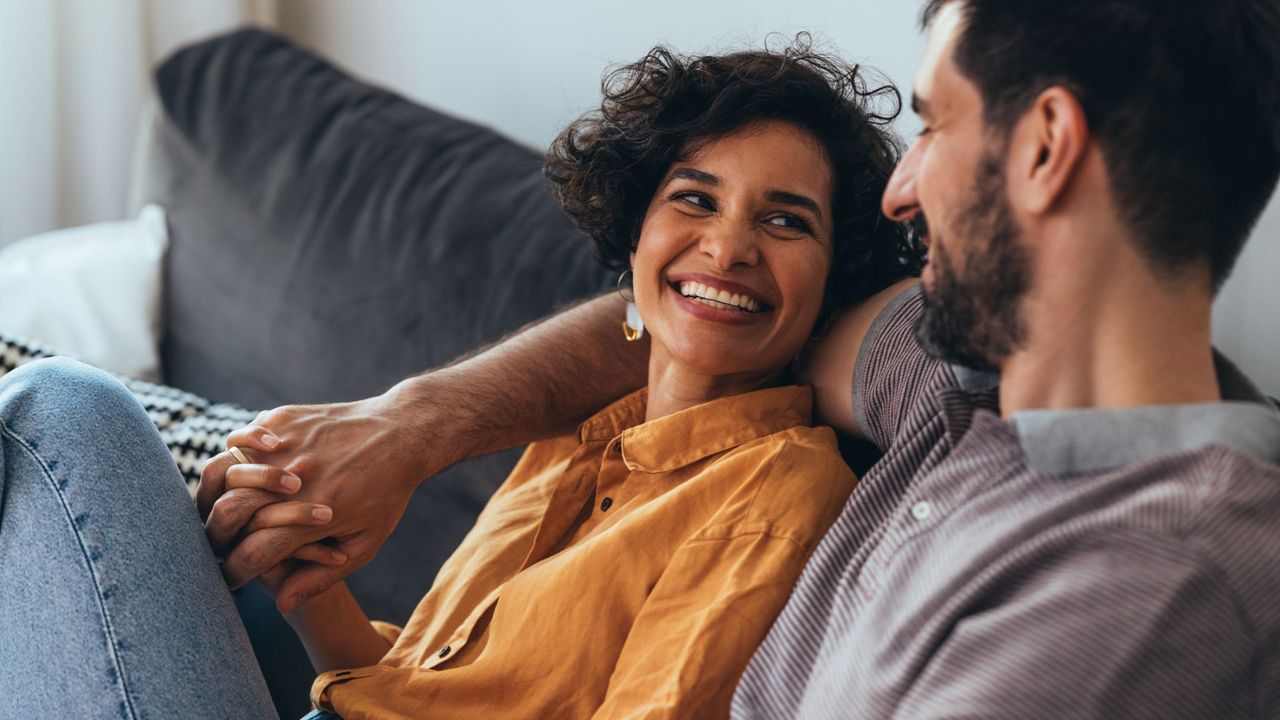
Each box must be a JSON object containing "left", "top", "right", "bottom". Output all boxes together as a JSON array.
[
  {"left": 911, "top": 501, "right": 932, "bottom": 520},
  {"left": 600, "top": 497, "right": 613, "bottom": 512},
  {"left": 437, "top": 645, "right": 451, "bottom": 659}
]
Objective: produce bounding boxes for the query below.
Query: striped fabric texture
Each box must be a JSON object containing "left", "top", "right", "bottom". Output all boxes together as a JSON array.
[{"left": 733, "top": 287, "right": 1280, "bottom": 719}]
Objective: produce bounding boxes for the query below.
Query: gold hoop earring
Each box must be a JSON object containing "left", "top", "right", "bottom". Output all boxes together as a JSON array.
[{"left": 617, "top": 269, "right": 644, "bottom": 341}]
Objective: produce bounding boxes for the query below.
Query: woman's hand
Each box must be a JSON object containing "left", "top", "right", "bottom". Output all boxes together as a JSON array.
[
  {"left": 196, "top": 386, "right": 458, "bottom": 612},
  {"left": 197, "top": 448, "right": 348, "bottom": 592}
]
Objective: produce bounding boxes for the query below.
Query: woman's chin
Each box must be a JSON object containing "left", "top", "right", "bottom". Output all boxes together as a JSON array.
[{"left": 651, "top": 338, "right": 787, "bottom": 385}]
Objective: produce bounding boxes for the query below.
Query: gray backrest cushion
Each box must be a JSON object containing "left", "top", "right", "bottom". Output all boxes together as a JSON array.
[
  {"left": 143, "top": 28, "right": 612, "bottom": 623},
  {"left": 150, "top": 28, "right": 611, "bottom": 408}
]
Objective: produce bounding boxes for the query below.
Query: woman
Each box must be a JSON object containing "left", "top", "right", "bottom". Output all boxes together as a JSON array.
[
  {"left": 0, "top": 41, "right": 917, "bottom": 718},
  {"left": 276, "top": 42, "right": 916, "bottom": 718}
]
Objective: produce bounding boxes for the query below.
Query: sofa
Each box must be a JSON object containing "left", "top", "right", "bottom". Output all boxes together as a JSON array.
[
  {"left": 0, "top": 26, "right": 892, "bottom": 717},
  {"left": 130, "top": 27, "right": 615, "bottom": 716}
]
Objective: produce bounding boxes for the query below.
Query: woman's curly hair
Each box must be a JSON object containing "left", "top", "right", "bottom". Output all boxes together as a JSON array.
[{"left": 545, "top": 35, "right": 925, "bottom": 322}]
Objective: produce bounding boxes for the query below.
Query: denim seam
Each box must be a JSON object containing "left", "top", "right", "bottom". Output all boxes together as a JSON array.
[{"left": 0, "top": 420, "right": 138, "bottom": 720}]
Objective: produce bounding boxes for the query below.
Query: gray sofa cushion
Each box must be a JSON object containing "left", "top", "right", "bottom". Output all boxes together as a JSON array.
[
  {"left": 142, "top": 28, "right": 612, "bottom": 628},
  {"left": 150, "top": 28, "right": 610, "bottom": 408}
]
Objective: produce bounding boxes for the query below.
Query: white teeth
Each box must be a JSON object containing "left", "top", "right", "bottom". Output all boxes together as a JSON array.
[{"left": 676, "top": 281, "right": 764, "bottom": 313}]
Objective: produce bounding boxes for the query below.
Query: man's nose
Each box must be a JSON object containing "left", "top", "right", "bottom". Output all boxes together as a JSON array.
[{"left": 882, "top": 142, "right": 922, "bottom": 223}]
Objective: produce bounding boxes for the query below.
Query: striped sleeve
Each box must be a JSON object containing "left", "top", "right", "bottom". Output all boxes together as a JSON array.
[{"left": 851, "top": 285, "right": 940, "bottom": 452}]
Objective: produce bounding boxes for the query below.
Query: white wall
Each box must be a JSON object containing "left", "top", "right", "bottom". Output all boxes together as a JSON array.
[
  {"left": 275, "top": 0, "right": 1280, "bottom": 395},
  {"left": 275, "top": 0, "right": 926, "bottom": 149}
]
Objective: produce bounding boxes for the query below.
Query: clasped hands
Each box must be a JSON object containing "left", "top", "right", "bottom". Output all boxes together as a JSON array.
[{"left": 196, "top": 389, "right": 448, "bottom": 614}]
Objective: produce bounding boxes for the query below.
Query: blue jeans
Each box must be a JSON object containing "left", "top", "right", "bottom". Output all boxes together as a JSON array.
[{"left": 0, "top": 358, "right": 277, "bottom": 717}]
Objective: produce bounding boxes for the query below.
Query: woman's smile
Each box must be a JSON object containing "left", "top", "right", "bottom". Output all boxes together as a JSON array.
[
  {"left": 632, "top": 119, "right": 834, "bottom": 386},
  {"left": 665, "top": 272, "right": 774, "bottom": 325}
]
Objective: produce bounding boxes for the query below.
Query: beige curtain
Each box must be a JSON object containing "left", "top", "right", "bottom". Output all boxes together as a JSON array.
[{"left": 0, "top": 0, "right": 277, "bottom": 247}]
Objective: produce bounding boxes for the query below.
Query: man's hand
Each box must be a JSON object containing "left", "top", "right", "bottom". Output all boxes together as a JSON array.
[
  {"left": 199, "top": 294, "right": 649, "bottom": 613},
  {"left": 198, "top": 385, "right": 463, "bottom": 613}
]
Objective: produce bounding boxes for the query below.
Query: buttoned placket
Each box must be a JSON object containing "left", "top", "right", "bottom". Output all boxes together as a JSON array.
[
  {"left": 594, "top": 437, "right": 629, "bottom": 518},
  {"left": 841, "top": 485, "right": 950, "bottom": 605}
]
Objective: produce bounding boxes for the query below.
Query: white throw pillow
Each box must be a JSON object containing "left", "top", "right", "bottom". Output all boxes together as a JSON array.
[{"left": 0, "top": 204, "right": 168, "bottom": 381}]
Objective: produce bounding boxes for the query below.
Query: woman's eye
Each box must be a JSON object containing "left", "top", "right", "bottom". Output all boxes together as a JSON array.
[
  {"left": 673, "top": 192, "right": 715, "bottom": 211},
  {"left": 765, "top": 214, "right": 813, "bottom": 234}
]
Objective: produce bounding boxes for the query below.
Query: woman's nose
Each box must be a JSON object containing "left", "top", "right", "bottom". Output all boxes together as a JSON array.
[{"left": 699, "top": 222, "right": 760, "bottom": 269}]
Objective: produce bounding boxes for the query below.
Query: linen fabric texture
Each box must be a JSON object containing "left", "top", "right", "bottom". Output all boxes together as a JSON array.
[
  {"left": 0, "top": 205, "right": 168, "bottom": 381},
  {"left": 732, "top": 286, "right": 1280, "bottom": 719},
  {"left": 312, "top": 385, "right": 858, "bottom": 719}
]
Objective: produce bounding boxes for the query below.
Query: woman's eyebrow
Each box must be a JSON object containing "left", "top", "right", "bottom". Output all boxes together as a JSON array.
[
  {"left": 666, "top": 167, "right": 824, "bottom": 221},
  {"left": 666, "top": 167, "right": 720, "bottom": 186},
  {"left": 766, "top": 190, "right": 824, "bottom": 221}
]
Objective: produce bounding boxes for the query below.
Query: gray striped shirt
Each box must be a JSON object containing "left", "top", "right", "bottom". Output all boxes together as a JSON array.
[{"left": 733, "top": 286, "right": 1280, "bottom": 719}]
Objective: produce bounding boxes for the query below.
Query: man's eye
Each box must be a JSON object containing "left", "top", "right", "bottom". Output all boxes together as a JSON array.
[{"left": 673, "top": 192, "right": 714, "bottom": 211}]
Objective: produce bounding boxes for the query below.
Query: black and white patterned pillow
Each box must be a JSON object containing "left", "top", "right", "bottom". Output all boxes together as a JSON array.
[{"left": 0, "top": 333, "right": 257, "bottom": 494}]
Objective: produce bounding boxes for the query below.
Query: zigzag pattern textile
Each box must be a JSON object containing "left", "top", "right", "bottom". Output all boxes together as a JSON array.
[{"left": 0, "top": 334, "right": 257, "bottom": 495}]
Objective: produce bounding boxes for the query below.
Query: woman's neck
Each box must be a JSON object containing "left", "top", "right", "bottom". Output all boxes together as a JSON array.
[{"left": 644, "top": 348, "right": 784, "bottom": 422}]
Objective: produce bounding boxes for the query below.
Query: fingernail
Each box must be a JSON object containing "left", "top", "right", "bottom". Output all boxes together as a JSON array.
[
  {"left": 312, "top": 506, "right": 333, "bottom": 521},
  {"left": 282, "top": 474, "right": 302, "bottom": 492},
  {"left": 261, "top": 432, "right": 280, "bottom": 449},
  {"left": 331, "top": 550, "right": 347, "bottom": 563}
]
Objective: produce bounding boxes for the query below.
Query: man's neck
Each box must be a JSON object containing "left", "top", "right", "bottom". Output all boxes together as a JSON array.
[{"left": 998, "top": 246, "right": 1221, "bottom": 416}]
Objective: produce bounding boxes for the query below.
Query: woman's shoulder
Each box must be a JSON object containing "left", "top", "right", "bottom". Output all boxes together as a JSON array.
[
  {"left": 728, "top": 421, "right": 846, "bottom": 468},
  {"left": 696, "top": 426, "right": 857, "bottom": 548}
]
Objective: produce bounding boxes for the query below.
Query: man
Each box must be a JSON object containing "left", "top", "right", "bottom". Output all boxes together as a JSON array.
[{"left": 203, "top": 0, "right": 1280, "bottom": 714}]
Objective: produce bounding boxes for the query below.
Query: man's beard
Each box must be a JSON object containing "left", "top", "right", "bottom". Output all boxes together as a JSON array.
[{"left": 914, "top": 149, "right": 1030, "bottom": 372}]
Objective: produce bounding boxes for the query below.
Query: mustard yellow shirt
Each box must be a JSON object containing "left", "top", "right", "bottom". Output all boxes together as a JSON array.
[{"left": 312, "top": 385, "right": 857, "bottom": 718}]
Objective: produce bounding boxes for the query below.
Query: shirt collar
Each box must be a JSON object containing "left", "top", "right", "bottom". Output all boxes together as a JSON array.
[
  {"left": 577, "top": 385, "right": 814, "bottom": 473},
  {"left": 1012, "top": 351, "right": 1280, "bottom": 476}
]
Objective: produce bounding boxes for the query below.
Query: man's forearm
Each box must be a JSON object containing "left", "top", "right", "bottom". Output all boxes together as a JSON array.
[{"left": 387, "top": 293, "right": 648, "bottom": 467}]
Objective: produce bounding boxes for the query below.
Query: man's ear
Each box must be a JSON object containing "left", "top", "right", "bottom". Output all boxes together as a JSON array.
[{"left": 1008, "top": 86, "right": 1089, "bottom": 216}]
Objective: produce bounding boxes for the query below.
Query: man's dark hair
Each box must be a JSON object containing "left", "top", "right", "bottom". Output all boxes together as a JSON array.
[
  {"left": 922, "top": 0, "right": 1280, "bottom": 290},
  {"left": 545, "top": 36, "right": 925, "bottom": 320}
]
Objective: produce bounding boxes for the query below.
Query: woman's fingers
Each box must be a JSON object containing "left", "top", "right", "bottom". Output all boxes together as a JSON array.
[
  {"left": 196, "top": 450, "right": 241, "bottom": 521},
  {"left": 241, "top": 501, "right": 334, "bottom": 535},
  {"left": 224, "top": 462, "right": 304, "bottom": 495},
  {"left": 290, "top": 542, "right": 348, "bottom": 567},
  {"left": 221, "top": 526, "right": 330, "bottom": 590},
  {"left": 206, "top": 487, "right": 285, "bottom": 556}
]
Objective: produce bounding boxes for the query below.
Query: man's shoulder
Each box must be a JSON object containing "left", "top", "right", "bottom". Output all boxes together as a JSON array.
[
  {"left": 1167, "top": 445, "right": 1280, "bottom": 615},
  {"left": 1010, "top": 446, "right": 1280, "bottom": 637},
  {"left": 1067, "top": 438, "right": 1280, "bottom": 550}
]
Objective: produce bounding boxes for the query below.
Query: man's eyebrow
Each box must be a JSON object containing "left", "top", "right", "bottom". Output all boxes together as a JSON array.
[
  {"left": 666, "top": 167, "right": 720, "bottom": 186},
  {"left": 766, "top": 190, "right": 824, "bottom": 221}
]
